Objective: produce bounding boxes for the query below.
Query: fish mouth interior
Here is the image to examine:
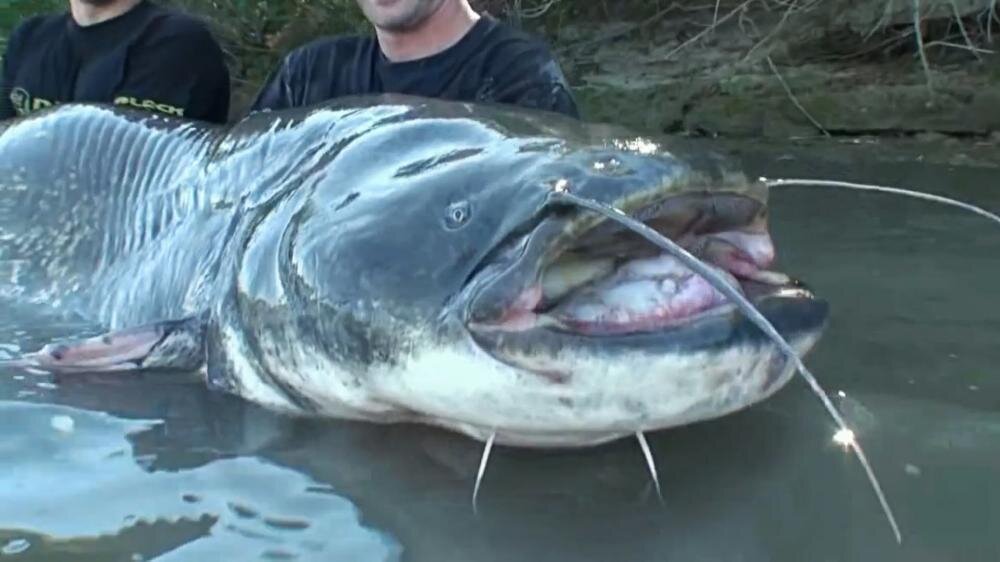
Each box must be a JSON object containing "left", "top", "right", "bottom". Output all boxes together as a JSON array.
[{"left": 465, "top": 187, "right": 818, "bottom": 342}]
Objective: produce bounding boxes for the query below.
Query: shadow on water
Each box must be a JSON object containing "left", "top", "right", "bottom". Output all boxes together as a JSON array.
[{"left": 1, "top": 141, "right": 998, "bottom": 561}]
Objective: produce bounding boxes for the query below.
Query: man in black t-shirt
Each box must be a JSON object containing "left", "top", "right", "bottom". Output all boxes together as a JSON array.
[
  {"left": 0, "top": 0, "right": 230, "bottom": 123},
  {"left": 250, "top": 0, "right": 579, "bottom": 119}
]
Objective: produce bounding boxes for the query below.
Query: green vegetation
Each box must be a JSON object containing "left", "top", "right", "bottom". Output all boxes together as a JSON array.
[
  {"left": 0, "top": 0, "right": 61, "bottom": 50},
  {"left": 164, "top": 0, "right": 369, "bottom": 110}
]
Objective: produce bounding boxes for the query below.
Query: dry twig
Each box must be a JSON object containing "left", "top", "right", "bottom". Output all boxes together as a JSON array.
[
  {"left": 657, "top": 0, "right": 758, "bottom": 61},
  {"left": 912, "top": 0, "right": 936, "bottom": 94},
  {"left": 555, "top": 3, "right": 681, "bottom": 55},
  {"left": 987, "top": 0, "right": 997, "bottom": 42},
  {"left": 922, "top": 39, "right": 996, "bottom": 53},
  {"left": 742, "top": 0, "right": 822, "bottom": 62},
  {"left": 949, "top": 0, "right": 983, "bottom": 58},
  {"left": 766, "top": 55, "right": 831, "bottom": 137}
]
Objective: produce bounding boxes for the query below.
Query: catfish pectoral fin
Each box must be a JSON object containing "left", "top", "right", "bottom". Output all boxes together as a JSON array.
[{"left": 1, "top": 315, "right": 207, "bottom": 374}]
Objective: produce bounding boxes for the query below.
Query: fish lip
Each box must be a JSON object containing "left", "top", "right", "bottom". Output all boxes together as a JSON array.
[{"left": 468, "top": 291, "right": 829, "bottom": 370}]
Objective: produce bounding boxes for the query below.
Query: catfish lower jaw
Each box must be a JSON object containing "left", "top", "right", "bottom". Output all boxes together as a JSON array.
[
  {"left": 467, "top": 290, "right": 828, "bottom": 383},
  {"left": 467, "top": 280, "right": 817, "bottom": 340}
]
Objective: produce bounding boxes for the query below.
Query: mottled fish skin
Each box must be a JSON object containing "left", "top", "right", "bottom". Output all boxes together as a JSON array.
[{"left": 0, "top": 95, "right": 826, "bottom": 447}]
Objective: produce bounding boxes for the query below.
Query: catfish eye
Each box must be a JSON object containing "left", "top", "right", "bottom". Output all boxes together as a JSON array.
[{"left": 445, "top": 201, "right": 471, "bottom": 229}]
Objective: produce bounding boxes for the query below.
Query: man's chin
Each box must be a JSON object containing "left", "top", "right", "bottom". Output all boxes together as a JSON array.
[
  {"left": 77, "top": 0, "right": 123, "bottom": 6},
  {"left": 362, "top": 0, "right": 445, "bottom": 33}
]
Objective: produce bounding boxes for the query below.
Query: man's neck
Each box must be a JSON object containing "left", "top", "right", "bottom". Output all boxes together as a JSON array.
[
  {"left": 375, "top": 1, "right": 480, "bottom": 63},
  {"left": 69, "top": 0, "right": 143, "bottom": 27}
]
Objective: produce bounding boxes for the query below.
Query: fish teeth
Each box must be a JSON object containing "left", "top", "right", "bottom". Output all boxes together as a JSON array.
[{"left": 540, "top": 257, "right": 615, "bottom": 303}]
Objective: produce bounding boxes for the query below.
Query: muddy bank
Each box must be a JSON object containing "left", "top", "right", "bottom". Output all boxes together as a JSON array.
[
  {"left": 542, "top": 0, "right": 1000, "bottom": 141},
  {"left": 570, "top": 56, "right": 1000, "bottom": 139}
]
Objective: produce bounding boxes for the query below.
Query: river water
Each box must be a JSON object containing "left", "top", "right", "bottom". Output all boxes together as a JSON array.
[{"left": 0, "top": 138, "right": 997, "bottom": 561}]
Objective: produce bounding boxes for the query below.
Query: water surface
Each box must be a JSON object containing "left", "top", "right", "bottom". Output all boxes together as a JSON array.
[{"left": 1, "top": 140, "right": 998, "bottom": 561}]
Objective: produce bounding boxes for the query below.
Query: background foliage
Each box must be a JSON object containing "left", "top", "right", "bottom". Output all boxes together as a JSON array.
[{"left": 0, "top": 0, "right": 61, "bottom": 50}]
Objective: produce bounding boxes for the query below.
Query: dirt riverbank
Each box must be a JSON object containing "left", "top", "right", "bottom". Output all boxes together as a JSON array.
[{"left": 541, "top": 0, "right": 1000, "bottom": 144}]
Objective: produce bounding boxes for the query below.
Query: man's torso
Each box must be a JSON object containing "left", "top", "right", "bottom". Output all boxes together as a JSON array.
[
  {"left": 251, "top": 16, "right": 579, "bottom": 118},
  {"left": 1, "top": 1, "right": 229, "bottom": 122}
]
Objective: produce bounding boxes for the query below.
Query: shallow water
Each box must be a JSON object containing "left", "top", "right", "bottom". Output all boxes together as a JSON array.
[{"left": 1, "top": 140, "right": 998, "bottom": 561}]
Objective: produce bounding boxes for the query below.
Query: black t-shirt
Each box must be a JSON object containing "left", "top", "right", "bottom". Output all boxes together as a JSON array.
[
  {"left": 250, "top": 15, "right": 579, "bottom": 119},
  {"left": 0, "top": 0, "right": 230, "bottom": 123}
]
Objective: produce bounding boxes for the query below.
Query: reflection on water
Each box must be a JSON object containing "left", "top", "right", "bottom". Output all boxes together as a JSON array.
[
  {"left": 1, "top": 142, "right": 998, "bottom": 561},
  {"left": 0, "top": 402, "right": 401, "bottom": 562}
]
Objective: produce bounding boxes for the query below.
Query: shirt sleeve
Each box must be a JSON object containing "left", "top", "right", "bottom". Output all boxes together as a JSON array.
[
  {"left": 115, "top": 16, "right": 231, "bottom": 123},
  {"left": 487, "top": 41, "right": 580, "bottom": 119},
  {"left": 249, "top": 55, "right": 296, "bottom": 113},
  {"left": 249, "top": 43, "right": 322, "bottom": 113},
  {"left": 0, "top": 49, "right": 16, "bottom": 121}
]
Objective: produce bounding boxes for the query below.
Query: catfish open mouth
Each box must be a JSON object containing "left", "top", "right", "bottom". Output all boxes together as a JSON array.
[{"left": 465, "top": 188, "right": 821, "bottom": 342}]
